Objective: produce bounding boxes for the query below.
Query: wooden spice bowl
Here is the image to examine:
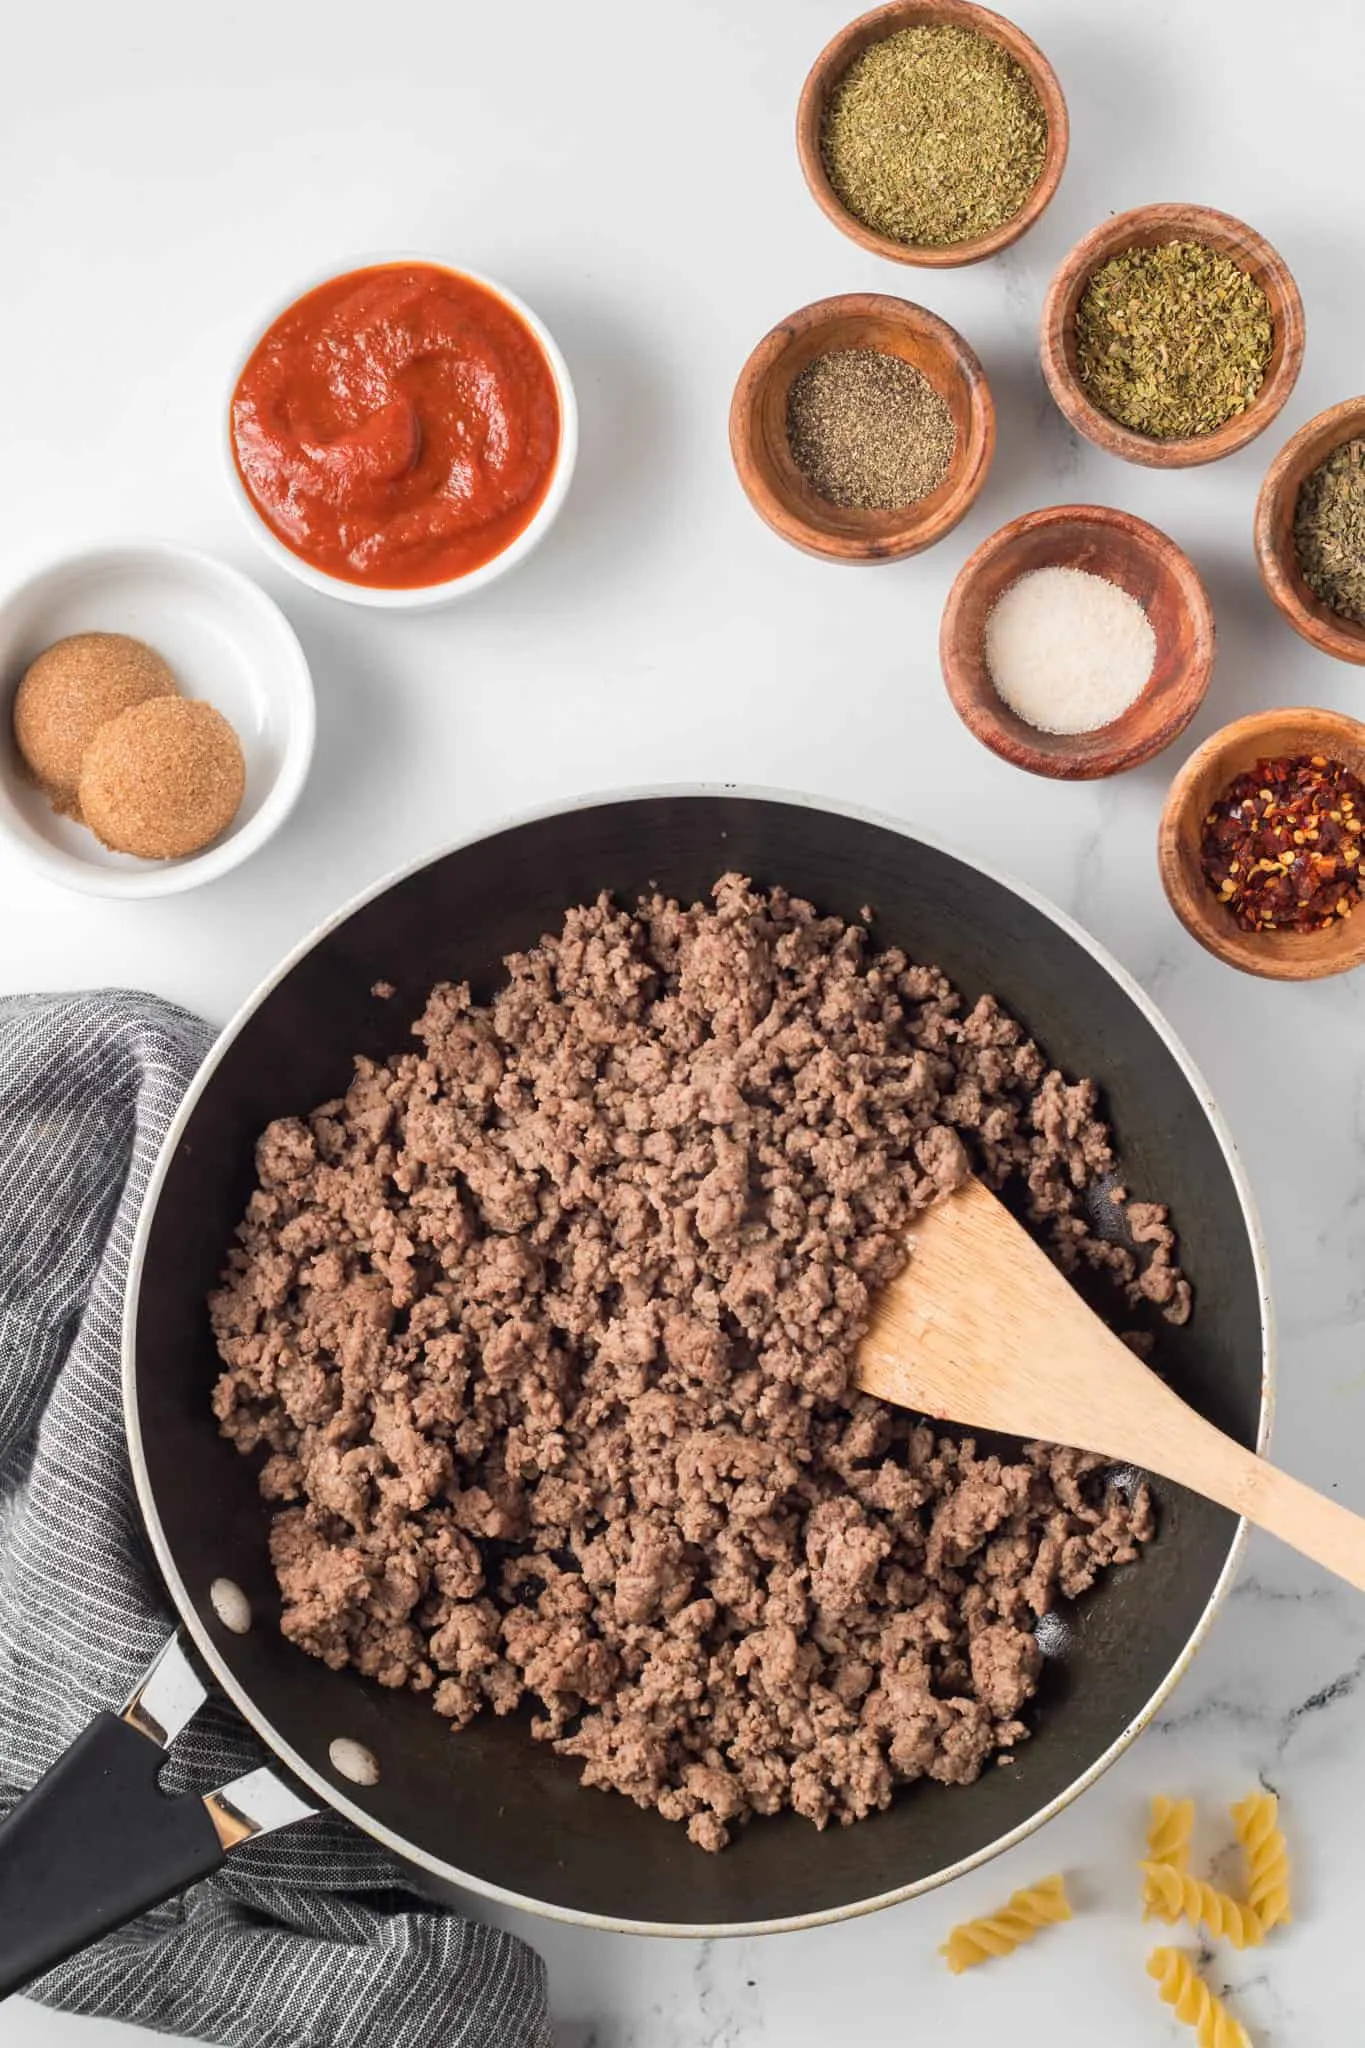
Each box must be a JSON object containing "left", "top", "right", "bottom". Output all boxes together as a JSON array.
[
  {"left": 1255, "top": 399, "right": 1365, "bottom": 665},
  {"left": 795, "top": 0, "right": 1069, "bottom": 268},
  {"left": 1158, "top": 708, "right": 1365, "bottom": 980},
  {"left": 939, "top": 504, "right": 1214, "bottom": 778},
  {"left": 729, "top": 293, "right": 995, "bottom": 563},
  {"left": 1040, "top": 204, "right": 1305, "bottom": 469}
]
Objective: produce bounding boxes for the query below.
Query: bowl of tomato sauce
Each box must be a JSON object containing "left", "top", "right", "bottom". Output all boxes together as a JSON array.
[{"left": 226, "top": 258, "right": 578, "bottom": 608}]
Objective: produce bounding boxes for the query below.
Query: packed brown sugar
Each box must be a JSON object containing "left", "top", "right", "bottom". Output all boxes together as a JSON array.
[{"left": 211, "top": 877, "right": 1188, "bottom": 1851}]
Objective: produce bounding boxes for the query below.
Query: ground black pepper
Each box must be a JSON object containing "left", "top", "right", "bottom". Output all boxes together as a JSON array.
[
  {"left": 1200, "top": 754, "right": 1365, "bottom": 932},
  {"left": 786, "top": 348, "right": 956, "bottom": 511}
]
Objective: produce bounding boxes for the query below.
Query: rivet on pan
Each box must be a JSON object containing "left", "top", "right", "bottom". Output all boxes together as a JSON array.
[
  {"left": 209, "top": 1577, "right": 253, "bottom": 1635},
  {"left": 329, "top": 1737, "right": 380, "bottom": 1787},
  {"left": 1034, "top": 1611, "right": 1071, "bottom": 1658}
]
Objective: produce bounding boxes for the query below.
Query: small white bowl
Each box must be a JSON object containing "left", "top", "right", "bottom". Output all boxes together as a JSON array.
[
  {"left": 0, "top": 541, "right": 315, "bottom": 898},
  {"left": 223, "top": 255, "right": 579, "bottom": 610}
]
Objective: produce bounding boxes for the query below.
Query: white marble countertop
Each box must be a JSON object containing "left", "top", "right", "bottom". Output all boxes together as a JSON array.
[{"left": 4, "top": 0, "right": 1365, "bottom": 2039}]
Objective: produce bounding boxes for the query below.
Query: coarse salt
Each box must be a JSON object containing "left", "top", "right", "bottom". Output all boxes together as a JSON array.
[{"left": 984, "top": 566, "right": 1156, "bottom": 735}]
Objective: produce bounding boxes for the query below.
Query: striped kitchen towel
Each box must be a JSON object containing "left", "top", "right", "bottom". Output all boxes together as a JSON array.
[{"left": 0, "top": 991, "right": 552, "bottom": 2048}]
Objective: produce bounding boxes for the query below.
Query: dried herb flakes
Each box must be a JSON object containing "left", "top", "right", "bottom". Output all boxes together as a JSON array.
[
  {"left": 1074, "top": 240, "right": 1273, "bottom": 440},
  {"left": 820, "top": 25, "right": 1047, "bottom": 249},
  {"left": 1294, "top": 438, "right": 1365, "bottom": 626}
]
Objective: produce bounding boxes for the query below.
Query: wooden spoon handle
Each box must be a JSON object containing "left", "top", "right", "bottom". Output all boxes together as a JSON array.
[
  {"left": 1139, "top": 1394, "right": 1365, "bottom": 1592},
  {"left": 1212, "top": 1448, "right": 1365, "bottom": 1592}
]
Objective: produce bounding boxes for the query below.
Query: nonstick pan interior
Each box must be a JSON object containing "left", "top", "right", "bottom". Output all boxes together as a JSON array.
[{"left": 129, "top": 792, "right": 1269, "bottom": 1932}]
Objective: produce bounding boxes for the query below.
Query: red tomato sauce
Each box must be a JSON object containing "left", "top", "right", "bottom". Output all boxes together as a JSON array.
[{"left": 231, "top": 264, "right": 561, "bottom": 589}]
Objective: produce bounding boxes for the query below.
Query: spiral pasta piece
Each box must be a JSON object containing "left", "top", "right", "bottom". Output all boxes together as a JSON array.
[
  {"left": 1147, "top": 1947, "right": 1249, "bottom": 2048},
  {"left": 1140, "top": 1862, "right": 1264, "bottom": 1948},
  {"left": 940, "top": 1873, "right": 1071, "bottom": 1973},
  {"left": 1146, "top": 1794, "right": 1195, "bottom": 1873},
  {"left": 1232, "top": 1791, "right": 1292, "bottom": 1933}
]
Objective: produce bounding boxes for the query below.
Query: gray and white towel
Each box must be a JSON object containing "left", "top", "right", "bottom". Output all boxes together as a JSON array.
[{"left": 0, "top": 991, "right": 552, "bottom": 2048}]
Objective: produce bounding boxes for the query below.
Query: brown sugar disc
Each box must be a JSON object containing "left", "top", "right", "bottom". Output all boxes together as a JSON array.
[
  {"left": 78, "top": 697, "right": 246, "bottom": 860},
  {"left": 13, "top": 632, "right": 178, "bottom": 815}
]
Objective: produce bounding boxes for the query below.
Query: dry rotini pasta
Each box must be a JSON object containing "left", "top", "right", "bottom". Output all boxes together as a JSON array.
[
  {"left": 1232, "top": 1791, "right": 1292, "bottom": 1933},
  {"left": 939, "top": 1873, "right": 1071, "bottom": 1973},
  {"left": 1140, "top": 1861, "right": 1264, "bottom": 1948},
  {"left": 1147, "top": 1947, "right": 1249, "bottom": 2048},
  {"left": 1147, "top": 1794, "right": 1195, "bottom": 1873}
]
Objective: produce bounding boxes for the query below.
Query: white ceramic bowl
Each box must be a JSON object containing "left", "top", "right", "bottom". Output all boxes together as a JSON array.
[
  {"left": 223, "top": 256, "right": 579, "bottom": 610},
  {"left": 0, "top": 541, "right": 315, "bottom": 898}
]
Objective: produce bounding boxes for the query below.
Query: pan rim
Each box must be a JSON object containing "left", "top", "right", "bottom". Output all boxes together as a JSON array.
[{"left": 122, "top": 780, "right": 1275, "bottom": 1939}]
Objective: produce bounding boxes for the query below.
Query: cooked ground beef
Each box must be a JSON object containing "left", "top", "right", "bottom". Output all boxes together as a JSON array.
[{"left": 210, "top": 876, "right": 1185, "bottom": 1851}]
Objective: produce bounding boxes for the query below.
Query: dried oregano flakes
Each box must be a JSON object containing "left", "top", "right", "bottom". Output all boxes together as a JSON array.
[{"left": 1073, "top": 239, "right": 1273, "bottom": 440}]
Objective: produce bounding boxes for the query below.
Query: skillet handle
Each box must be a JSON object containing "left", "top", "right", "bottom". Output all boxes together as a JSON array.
[
  {"left": 0, "top": 1637, "right": 315, "bottom": 2002},
  {"left": 0, "top": 1711, "right": 225, "bottom": 1999}
]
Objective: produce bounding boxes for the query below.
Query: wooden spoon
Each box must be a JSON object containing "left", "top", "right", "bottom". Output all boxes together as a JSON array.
[{"left": 855, "top": 1177, "right": 1365, "bottom": 1591}]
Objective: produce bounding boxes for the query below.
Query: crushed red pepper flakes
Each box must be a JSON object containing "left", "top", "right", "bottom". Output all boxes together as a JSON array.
[{"left": 1200, "top": 753, "right": 1365, "bottom": 933}]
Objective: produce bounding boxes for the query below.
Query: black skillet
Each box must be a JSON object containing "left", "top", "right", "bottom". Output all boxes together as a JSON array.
[{"left": 0, "top": 791, "right": 1271, "bottom": 1993}]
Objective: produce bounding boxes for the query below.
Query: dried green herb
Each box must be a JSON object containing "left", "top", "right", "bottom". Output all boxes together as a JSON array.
[
  {"left": 820, "top": 24, "right": 1047, "bottom": 248},
  {"left": 1073, "top": 240, "right": 1273, "bottom": 439},
  {"left": 1294, "top": 439, "right": 1365, "bottom": 625},
  {"left": 786, "top": 348, "right": 956, "bottom": 510}
]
